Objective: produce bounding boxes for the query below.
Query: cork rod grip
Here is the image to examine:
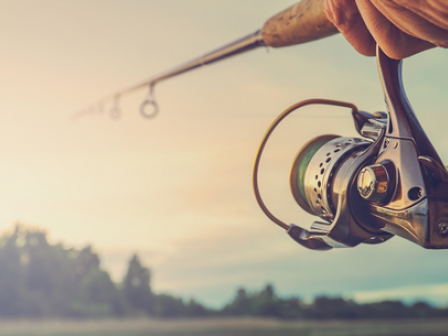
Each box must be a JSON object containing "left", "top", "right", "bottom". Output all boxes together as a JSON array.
[{"left": 261, "top": 0, "right": 339, "bottom": 48}]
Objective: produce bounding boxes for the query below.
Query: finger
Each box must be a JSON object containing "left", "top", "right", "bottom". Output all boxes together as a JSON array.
[
  {"left": 356, "top": 0, "right": 434, "bottom": 59},
  {"left": 393, "top": 0, "right": 448, "bottom": 31},
  {"left": 373, "top": 0, "right": 448, "bottom": 47},
  {"left": 324, "top": 0, "right": 376, "bottom": 56}
]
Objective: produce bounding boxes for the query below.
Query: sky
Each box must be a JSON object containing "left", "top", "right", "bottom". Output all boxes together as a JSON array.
[{"left": 1, "top": 0, "right": 448, "bottom": 308}]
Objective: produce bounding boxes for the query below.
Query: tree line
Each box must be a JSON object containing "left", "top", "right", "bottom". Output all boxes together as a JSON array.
[{"left": 0, "top": 224, "right": 446, "bottom": 319}]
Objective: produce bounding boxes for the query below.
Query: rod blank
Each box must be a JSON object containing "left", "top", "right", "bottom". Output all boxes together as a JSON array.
[{"left": 78, "top": 0, "right": 340, "bottom": 118}]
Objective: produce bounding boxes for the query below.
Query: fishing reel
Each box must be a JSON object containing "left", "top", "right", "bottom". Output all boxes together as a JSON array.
[{"left": 253, "top": 47, "right": 448, "bottom": 250}]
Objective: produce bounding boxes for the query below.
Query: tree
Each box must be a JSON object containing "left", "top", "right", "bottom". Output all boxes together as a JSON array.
[
  {"left": 72, "top": 246, "right": 101, "bottom": 281},
  {"left": 307, "top": 296, "right": 360, "bottom": 319},
  {"left": 364, "top": 300, "right": 410, "bottom": 319},
  {"left": 221, "top": 288, "right": 250, "bottom": 316},
  {"left": 221, "top": 284, "right": 304, "bottom": 319},
  {"left": 71, "top": 268, "right": 126, "bottom": 317},
  {"left": 0, "top": 224, "right": 126, "bottom": 318},
  {"left": 153, "top": 294, "right": 186, "bottom": 318},
  {"left": 123, "top": 254, "right": 153, "bottom": 314},
  {"left": 0, "top": 227, "right": 24, "bottom": 316}
]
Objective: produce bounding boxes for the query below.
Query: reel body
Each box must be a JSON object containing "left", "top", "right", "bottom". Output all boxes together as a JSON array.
[{"left": 253, "top": 47, "right": 448, "bottom": 250}]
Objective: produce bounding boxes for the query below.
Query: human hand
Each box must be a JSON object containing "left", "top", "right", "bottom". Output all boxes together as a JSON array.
[{"left": 324, "top": 0, "right": 448, "bottom": 59}]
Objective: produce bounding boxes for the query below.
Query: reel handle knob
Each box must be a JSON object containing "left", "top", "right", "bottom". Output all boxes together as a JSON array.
[{"left": 357, "top": 161, "right": 396, "bottom": 205}]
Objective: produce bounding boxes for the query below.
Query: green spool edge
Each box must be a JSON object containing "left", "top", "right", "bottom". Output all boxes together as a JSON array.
[{"left": 290, "top": 135, "right": 339, "bottom": 215}]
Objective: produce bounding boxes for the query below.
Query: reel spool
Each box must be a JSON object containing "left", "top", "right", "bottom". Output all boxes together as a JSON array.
[
  {"left": 253, "top": 47, "right": 448, "bottom": 251},
  {"left": 290, "top": 135, "right": 370, "bottom": 219}
]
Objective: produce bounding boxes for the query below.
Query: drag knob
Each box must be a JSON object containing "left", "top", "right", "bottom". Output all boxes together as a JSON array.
[{"left": 357, "top": 162, "right": 395, "bottom": 205}]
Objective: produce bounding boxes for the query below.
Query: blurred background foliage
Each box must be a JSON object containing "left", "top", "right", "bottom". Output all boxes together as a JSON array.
[{"left": 0, "top": 224, "right": 447, "bottom": 320}]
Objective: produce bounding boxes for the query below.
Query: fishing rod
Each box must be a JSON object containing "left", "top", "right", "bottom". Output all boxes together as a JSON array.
[
  {"left": 75, "top": 0, "right": 337, "bottom": 119},
  {"left": 79, "top": 0, "right": 448, "bottom": 251}
]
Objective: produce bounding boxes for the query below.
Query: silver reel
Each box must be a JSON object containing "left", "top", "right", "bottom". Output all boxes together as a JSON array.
[{"left": 253, "top": 47, "right": 448, "bottom": 251}]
